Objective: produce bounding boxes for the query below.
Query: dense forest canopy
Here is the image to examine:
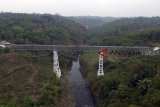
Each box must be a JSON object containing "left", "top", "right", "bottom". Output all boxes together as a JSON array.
[
  {"left": 0, "top": 13, "right": 87, "bottom": 45},
  {"left": 88, "top": 17, "right": 160, "bottom": 46},
  {"left": 0, "top": 13, "right": 160, "bottom": 46}
]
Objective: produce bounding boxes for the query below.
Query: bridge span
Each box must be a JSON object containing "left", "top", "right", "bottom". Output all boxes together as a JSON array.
[
  {"left": 9, "top": 44, "right": 157, "bottom": 78},
  {"left": 10, "top": 44, "right": 151, "bottom": 52}
]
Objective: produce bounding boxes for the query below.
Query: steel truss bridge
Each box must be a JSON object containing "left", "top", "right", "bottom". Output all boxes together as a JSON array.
[
  {"left": 10, "top": 44, "right": 159, "bottom": 78},
  {"left": 10, "top": 45, "right": 150, "bottom": 52}
]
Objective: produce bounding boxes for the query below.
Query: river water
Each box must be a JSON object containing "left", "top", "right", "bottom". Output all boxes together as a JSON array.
[{"left": 68, "top": 59, "right": 96, "bottom": 107}]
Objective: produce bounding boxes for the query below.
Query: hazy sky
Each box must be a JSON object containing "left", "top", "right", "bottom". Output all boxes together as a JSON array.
[{"left": 0, "top": 0, "right": 160, "bottom": 17}]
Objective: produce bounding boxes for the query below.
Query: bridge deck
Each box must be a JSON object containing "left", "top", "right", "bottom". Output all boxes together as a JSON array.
[{"left": 10, "top": 45, "right": 151, "bottom": 52}]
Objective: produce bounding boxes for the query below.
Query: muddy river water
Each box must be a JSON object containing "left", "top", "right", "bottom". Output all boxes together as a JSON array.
[{"left": 68, "top": 59, "right": 96, "bottom": 107}]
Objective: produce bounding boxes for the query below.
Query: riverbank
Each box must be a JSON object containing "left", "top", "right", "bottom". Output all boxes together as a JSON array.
[
  {"left": 79, "top": 52, "right": 160, "bottom": 106},
  {"left": 57, "top": 73, "right": 75, "bottom": 107}
]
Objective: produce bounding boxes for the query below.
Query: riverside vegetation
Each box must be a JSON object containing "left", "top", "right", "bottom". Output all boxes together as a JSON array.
[{"left": 80, "top": 52, "right": 160, "bottom": 107}]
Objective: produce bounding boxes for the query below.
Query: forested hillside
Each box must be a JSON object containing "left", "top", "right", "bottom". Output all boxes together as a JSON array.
[
  {"left": 0, "top": 13, "right": 87, "bottom": 45},
  {"left": 80, "top": 53, "right": 160, "bottom": 107},
  {"left": 0, "top": 13, "right": 159, "bottom": 46},
  {"left": 0, "top": 49, "right": 74, "bottom": 107},
  {"left": 0, "top": 51, "right": 59, "bottom": 106},
  {"left": 88, "top": 17, "right": 160, "bottom": 46}
]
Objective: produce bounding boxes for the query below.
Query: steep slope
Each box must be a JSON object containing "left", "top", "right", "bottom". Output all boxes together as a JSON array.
[
  {"left": 80, "top": 52, "right": 160, "bottom": 107},
  {"left": 0, "top": 51, "right": 73, "bottom": 107}
]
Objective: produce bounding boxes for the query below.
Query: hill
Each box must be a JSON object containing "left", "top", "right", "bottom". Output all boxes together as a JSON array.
[
  {"left": 0, "top": 13, "right": 87, "bottom": 45},
  {"left": 89, "top": 17, "right": 160, "bottom": 46},
  {"left": 1, "top": 13, "right": 159, "bottom": 46}
]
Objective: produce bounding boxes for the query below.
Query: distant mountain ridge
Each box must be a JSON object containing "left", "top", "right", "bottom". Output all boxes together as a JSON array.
[
  {"left": 88, "top": 17, "right": 160, "bottom": 46},
  {"left": 69, "top": 16, "right": 118, "bottom": 29},
  {"left": 0, "top": 13, "right": 159, "bottom": 46},
  {"left": 0, "top": 13, "right": 87, "bottom": 45}
]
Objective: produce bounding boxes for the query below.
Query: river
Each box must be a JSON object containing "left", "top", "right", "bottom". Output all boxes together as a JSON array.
[{"left": 68, "top": 59, "right": 96, "bottom": 107}]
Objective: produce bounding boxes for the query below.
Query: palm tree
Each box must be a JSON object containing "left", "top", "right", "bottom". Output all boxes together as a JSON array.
[{"left": 137, "top": 79, "right": 152, "bottom": 95}]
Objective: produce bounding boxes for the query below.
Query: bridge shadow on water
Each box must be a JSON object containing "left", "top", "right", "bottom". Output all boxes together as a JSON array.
[{"left": 68, "top": 58, "right": 96, "bottom": 107}]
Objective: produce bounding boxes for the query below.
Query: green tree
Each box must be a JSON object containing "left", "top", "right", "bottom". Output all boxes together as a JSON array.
[{"left": 137, "top": 79, "right": 152, "bottom": 95}]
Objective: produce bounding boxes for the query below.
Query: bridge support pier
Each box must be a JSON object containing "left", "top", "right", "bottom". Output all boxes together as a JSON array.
[
  {"left": 97, "top": 54, "right": 104, "bottom": 76},
  {"left": 53, "top": 51, "right": 61, "bottom": 78}
]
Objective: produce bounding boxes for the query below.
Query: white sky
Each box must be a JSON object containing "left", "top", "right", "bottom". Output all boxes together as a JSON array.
[{"left": 0, "top": 0, "right": 160, "bottom": 17}]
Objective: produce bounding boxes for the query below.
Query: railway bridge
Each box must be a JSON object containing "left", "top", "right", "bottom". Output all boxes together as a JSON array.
[{"left": 10, "top": 44, "right": 158, "bottom": 78}]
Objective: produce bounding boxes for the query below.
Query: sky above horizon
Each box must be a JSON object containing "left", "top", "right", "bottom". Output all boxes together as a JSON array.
[{"left": 0, "top": 0, "right": 160, "bottom": 17}]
